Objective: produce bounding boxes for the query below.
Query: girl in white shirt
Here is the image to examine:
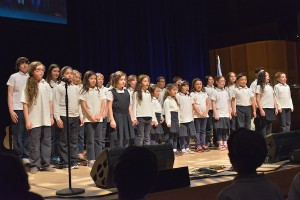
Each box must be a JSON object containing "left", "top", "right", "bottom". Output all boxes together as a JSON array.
[
  {"left": 80, "top": 71, "right": 106, "bottom": 167},
  {"left": 176, "top": 81, "right": 196, "bottom": 154},
  {"left": 204, "top": 75, "right": 215, "bottom": 147},
  {"left": 226, "top": 72, "right": 237, "bottom": 133},
  {"left": 274, "top": 72, "right": 293, "bottom": 132},
  {"left": 54, "top": 66, "right": 83, "bottom": 169},
  {"left": 127, "top": 75, "right": 137, "bottom": 99},
  {"left": 191, "top": 78, "right": 210, "bottom": 152},
  {"left": 256, "top": 71, "right": 278, "bottom": 137},
  {"left": 150, "top": 84, "right": 164, "bottom": 145},
  {"left": 72, "top": 70, "right": 86, "bottom": 161},
  {"left": 231, "top": 73, "right": 256, "bottom": 129},
  {"left": 211, "top": 76, "right": 231, "bottom": 150},
  {"left": 163, "top": 84, "right": 180, "bottom": 155},
  {"left": 21, "top": 61, "right": 55, "bottom": 173},
  {"left": 133, "top": 75, "right": 157, "bottom": 146},
  {"left": 45, "top": 64, "right": 61, "bottom": 164}
]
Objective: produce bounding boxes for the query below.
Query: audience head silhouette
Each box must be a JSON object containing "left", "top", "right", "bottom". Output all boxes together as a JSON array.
[
  {"left": 113, "top": 146, "right": 158, "bottom": 200},
  {"left": 228, "top": 128, "right": 267, "bottom": 175}
]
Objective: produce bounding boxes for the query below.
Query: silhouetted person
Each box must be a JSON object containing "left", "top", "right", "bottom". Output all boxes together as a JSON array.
[
  {"left": 288, "top": 172, "right": 300, "bottom": 200},
  {"left": 113, "top": 146, "right": 158, "bottom": 200},
  {"left": 0, "top": 152, "right": 43, "bottom": 200},
  {"left": 217, "top": 128, "right": 283, "bottom": 200}
]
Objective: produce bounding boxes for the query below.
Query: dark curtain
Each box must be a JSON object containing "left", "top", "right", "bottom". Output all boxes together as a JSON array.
[{"left": 69, "top": 0, "right": 209, "bottom": 83}]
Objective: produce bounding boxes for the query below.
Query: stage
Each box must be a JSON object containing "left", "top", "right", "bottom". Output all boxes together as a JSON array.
[{"left": 28, "top": 149, "right": 300, "bottom": 200}]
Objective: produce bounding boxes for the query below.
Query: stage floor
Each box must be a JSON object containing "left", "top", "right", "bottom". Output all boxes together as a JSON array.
[{"left": 29, "top": 149, "right": 288, "bottom": 199}]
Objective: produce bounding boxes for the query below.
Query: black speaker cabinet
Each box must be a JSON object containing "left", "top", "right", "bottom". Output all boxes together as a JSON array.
[
  {"left": 90, "top": 144, "right": 174, "bottom": 189},
  {"left": 265, "top": 131, "right": 300, "bottom": 163}
]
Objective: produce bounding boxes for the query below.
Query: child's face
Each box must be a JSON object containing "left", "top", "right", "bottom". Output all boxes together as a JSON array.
[
  {"left": 33, "top": 65, "right": 45, "bottom": 81},
  {"left": 169, "top": 87, "right": 177, "bottom": 97},
  {"left": 63, "top": 68, "right": 73, "bottom": 82},
  {"left": 141, "top": 77, "right": 150, "bottom": 90},
  {"left": 89, "top": 75, "right": 97, "bottom": 88},
  {"left": 117, "top": 75, "right": 126, "bottom": 89},
  {"left": 157, "top": 79, "right": 165, "bottom": 89},
  {"left": 97, "top": 76, "right": 104, "bottom": 87},
  {"left": 278, "top": 74, "right": 287, "bottom": 84},
  {"left": 265, "top": 72, "right": 270, "bottom": 83},
  {"left": 194, "top": 80, "right": 202, "bottom": 92},
  {"left": 51, "top": 67, "right": 60, "bottom": 80},
  {"left": 129, "top": 78, "right": 137, "bottom": 89},
  {"left": 19, "top": 62, "right": 29, "bottom": 73},
  {"left": 237, "top": 76, "right": 247, "bottom": 87},
  {"left": 153, "top": 87, "right": 160, "bottom": 98},
  {"left": 207, "top": 77, "right": 214, "bottom": 86},
  {"left": 229, "top": 73, "right": 236, "bottom": 84},
  {"left": 217, "top": 77, "right": 225, "bottom": 88},
  {"left": 180, "top": 84, "right": 189, "bottom": 94},
  {"left": 73, "top": 73, "right": 81, "bottom": 85}
]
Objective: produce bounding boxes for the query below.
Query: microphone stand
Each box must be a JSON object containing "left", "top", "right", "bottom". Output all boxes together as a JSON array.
[{"left": 56, "top": 81, "right": 85, "bottom": 196}]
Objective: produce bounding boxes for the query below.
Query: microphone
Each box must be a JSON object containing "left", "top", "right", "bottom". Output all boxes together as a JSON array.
[{"left": 61, "top": 77, "right": 71, "bottom": 84}]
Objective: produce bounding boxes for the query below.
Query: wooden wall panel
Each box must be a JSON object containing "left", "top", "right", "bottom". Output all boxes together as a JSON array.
[
  {"left": 230, "top": 44, "right": 248, "bottom": 77},
  {"left": 266, "top": 41, "right": 287, "bottom": 81},
  {"left": 246, "top": 41, "right": 268, "bottom": 82},
  {"left": 286, "top": 41, "right": 298, "bottom": 84}
]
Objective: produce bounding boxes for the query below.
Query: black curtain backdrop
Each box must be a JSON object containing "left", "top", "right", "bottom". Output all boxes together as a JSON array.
[{"left": 70, "top": 0, "right": 209, "bottom": 83}]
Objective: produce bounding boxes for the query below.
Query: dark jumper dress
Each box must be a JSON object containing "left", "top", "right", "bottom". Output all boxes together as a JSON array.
[{"left": 110, "top": 89, "right": 135, "bottom": 140}]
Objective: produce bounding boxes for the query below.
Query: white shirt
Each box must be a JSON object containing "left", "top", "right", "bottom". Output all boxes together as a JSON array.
[
  {"left": 49, "top": 80, "right": 59, "bottom": 89},
  {"left": 132, "top": 90, "right": 157, "bottom": 122},
  {"left": 250, "top": 79, "right": 258, "bottom": 94},
  {"left": 152, "top": 97, "right": 162, "bottom": 113},
  {"left": 256, "top": 84, "right": 275, "bottom": 108},
  {"left": 211, "top": 88, "right": 230, "bottom": 117},
  {"left": 79, "top": 87, "right": 105, "bottom": 123},
  {"left": 53, "top": 82, "right": 83, "bottom": 120},
  {"left": 20, "top": 79, "right": 52, "bottom": 128},
  {"left": 176, "top": 92, "right": 194, "bottom": 123},
  {"left": 274, "top": 83, "right": 293, "bottom": 110},
  {"left": 127, "top": 87, "right": 134, "bottom": 99},
  {"left": 190, "top": 91, "right": 209, "bottom": 118},
  {"left": 163, "top": 96, "right": 180, "bottom": 126},
  {"left": 232, "top": 86, "right": 254, "bottom": 106},
  {"left": 7, "top": 71, "right": 29, "bottom": 110},
  {"left": 205, "top": 85, "right": 215, "bottom": 110}
]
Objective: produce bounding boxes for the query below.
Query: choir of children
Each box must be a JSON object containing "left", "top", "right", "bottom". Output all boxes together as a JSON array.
[{"left": 7, "top": 57, "right": 295, "bottom": 173}]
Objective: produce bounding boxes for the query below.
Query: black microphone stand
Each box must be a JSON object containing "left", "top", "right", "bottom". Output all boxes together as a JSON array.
[{"left": 56, "top": 80, "right": 85, "bottom": 196}]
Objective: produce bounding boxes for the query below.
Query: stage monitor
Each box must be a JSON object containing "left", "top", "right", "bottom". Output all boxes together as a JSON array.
[
  {"left": 0, "top": 0, "right": 67, "bottom": 24},
  {"left": 265, "top": 131, "right": 300, "bottom": 163}
]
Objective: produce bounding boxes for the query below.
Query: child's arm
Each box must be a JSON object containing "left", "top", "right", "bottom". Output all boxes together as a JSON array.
[
  {"left": 228, "top": 99, "right": 232, "bottom": 120},
  {"left": 98, "top": 99, "right": 106, "bottom": 121},
  {"left": 53, "top": 86, "right": 64, "bottom": 128},
  {"left": 212, "top": 100, "right": 219, "bottom": 120},
  {"left": 49, "top": 101, "right": 54, "bottom": 125},
  {"left": 273, "top": 95, "right": 278, "bottom": 115},
  {"left": 256, "top": 93, "right": 265, "bottom": 116},
  {"left": 164, "top": 100, "right": 171, "bottom": 127},
  {"left": 192, "top": 103, "right": 201, "bottom": 117},
  {"left": 7, "top": 85, "right": 18, "bottom": 123},
  {"left": 251, "top": 96, "right": 256, "bottom": 118},
  {"left": 23, "top": 103, "right": 32, "bottom": 130},
  {"left": 107, "top": 100, "right": 116, "bottom": 128},
  {"left": 132, "top": 92, "right": 137, "bottom": 121},
  {"left": 231, "top": 97, "right": 236, "bottom": 116},
  {"left": 128, "top": 104, "right": 137, "bottom": 125},
  {"left": 274, "top": 85, "right": 281, "bottom": 113},
  {"left": 203, "top": 98, "right": 210, "bottom": 117},
  {"left": 81, "top": 100, "right": 96, "bottom": 122}
]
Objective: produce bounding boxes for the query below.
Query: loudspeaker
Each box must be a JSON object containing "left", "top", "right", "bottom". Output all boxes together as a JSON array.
[
  {"left": 90, "top": 144, "right": 174, "bottom": 189},
  {"left": 152, "top": 167, "right": 190, "bottom": 193},
  {"left": 265, "top": 131, "right": 300, "bottom": 163},
  {"left": 290, "top": 149, "right": 300, "bottom": 163}
]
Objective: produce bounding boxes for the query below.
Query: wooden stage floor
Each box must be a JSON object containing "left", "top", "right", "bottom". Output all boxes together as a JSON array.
[{"left": 28, "top": 149, "right": 298, "bottom": 199}]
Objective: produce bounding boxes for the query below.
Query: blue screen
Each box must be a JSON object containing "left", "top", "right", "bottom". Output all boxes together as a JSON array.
[{"left": 0, "top": 0, "right": 67, "bottom": 24}]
